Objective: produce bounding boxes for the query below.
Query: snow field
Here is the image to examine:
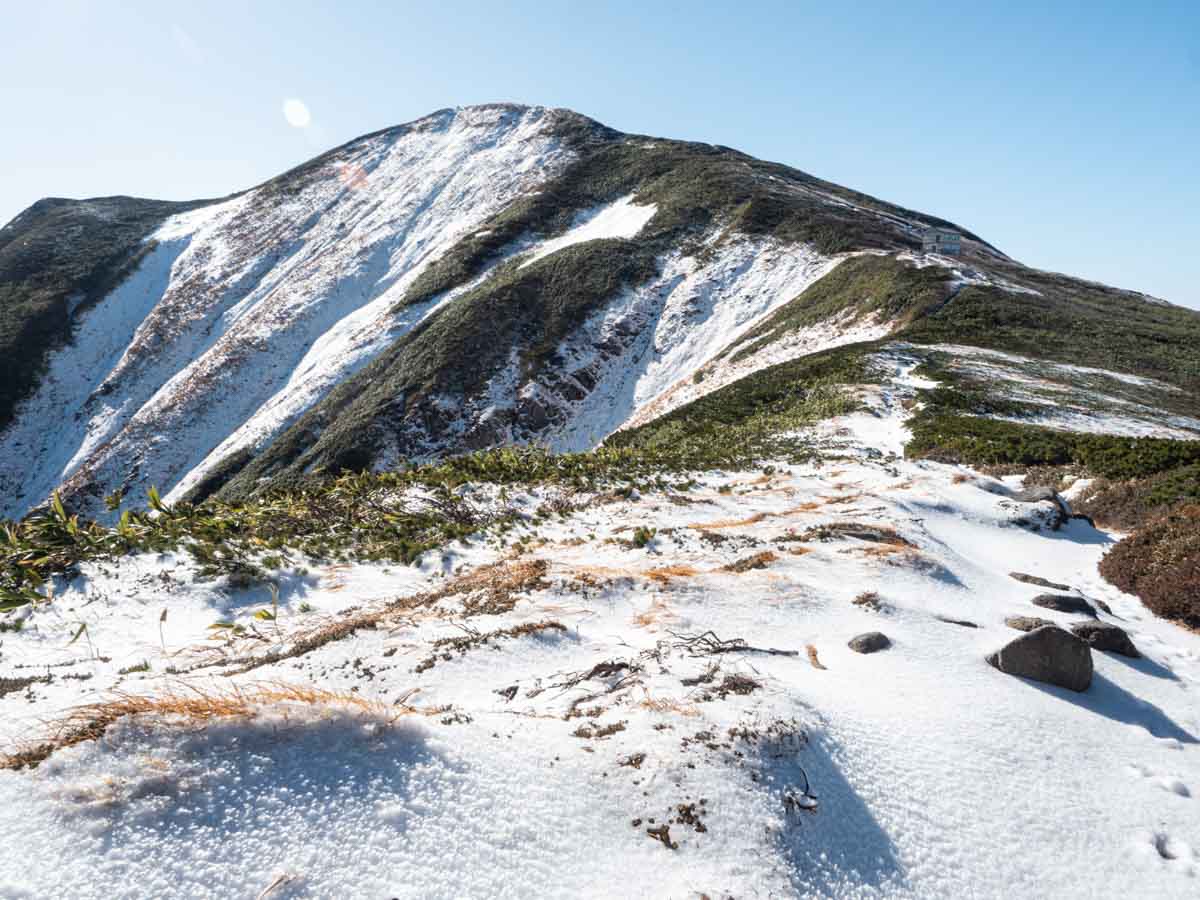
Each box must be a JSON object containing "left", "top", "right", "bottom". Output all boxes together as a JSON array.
[{"left": 2, "top": 360, "right": 1199, "bottom": 898}]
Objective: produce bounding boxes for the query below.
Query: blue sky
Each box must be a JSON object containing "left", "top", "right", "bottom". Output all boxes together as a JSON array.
[{"left": 3, "top": 0, "right": 1197, "bottom": 307}]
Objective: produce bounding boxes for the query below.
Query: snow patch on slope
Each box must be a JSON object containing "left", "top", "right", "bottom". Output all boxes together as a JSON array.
[
  {"left": 0, "top": 106, "right": 578, "bottom": 520},
  {"left": 538, "top": 238, "right": 841, "bottom": 449},
  {"left": 520, "top": 194, "right": 657, "bottom": 268}
]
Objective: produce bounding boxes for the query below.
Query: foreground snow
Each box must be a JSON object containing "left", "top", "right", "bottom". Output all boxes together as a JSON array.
[{"left": 1, "top": 362, "right": 1198, "bottom": 899}]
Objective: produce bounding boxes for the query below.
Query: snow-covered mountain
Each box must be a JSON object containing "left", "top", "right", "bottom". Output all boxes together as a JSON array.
[
  {"left": 2, "top": 103, "right": 1198, "bottom": 523},
  {"left": 3, "top": 106, "right": 1200, "bottom": 898}
]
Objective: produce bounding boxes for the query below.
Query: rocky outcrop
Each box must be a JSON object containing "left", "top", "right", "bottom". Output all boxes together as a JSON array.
[
  {"left": 1009, "top": 572, "right": 1072, "bottom": 591},
  {"left": 1070, "top": 621, "right": 1141, "bottom": 658},
  {"left": 1032, "top": 593, "right": 1097, "bottom": 617},
  {"left": 1005, "top": 615, "right": 1055, "bottom": 632},
  {"left": 986, "top": 625, "right": 1093, "bottom": 691}
]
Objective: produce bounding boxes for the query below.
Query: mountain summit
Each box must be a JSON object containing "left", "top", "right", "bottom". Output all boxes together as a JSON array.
[{"left": 1, "top": 103, "right": 1198, "bottom": 522}]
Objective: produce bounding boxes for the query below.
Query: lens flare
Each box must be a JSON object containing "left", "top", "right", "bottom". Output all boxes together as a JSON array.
[{"left": 282, "top": 99, "right": 312, "bottom": 128}]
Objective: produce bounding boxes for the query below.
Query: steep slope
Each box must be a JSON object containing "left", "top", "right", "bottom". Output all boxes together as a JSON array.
[
  {"left": 3, "top": 103, "right": 1199, "bottom": 522},
  {"left": 0, "top": 105, "right": 584, "bottom": 518}
]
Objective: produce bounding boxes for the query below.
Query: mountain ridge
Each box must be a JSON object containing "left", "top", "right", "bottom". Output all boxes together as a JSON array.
[{"left": 2, "top": 103, "right": 1198, "bottom": 522}]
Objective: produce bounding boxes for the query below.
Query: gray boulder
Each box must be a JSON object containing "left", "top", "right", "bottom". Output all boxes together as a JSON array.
[
  {"left": 1070, "top": 621, "right": 1141, "bottom": 658},
  {"left": 1005, "top": 615, "right": 1055, "bottom": 632},
  {"left": 848, "top": 632, "right": 891, "bottom": 654},
  {"left": 1009, "top": 486, "right": 1071, "bottom": 531},
  {"left": 1032, "top": 593, "right": 1097, "bottom": 617},
  {"left": 986, "top": 625, "right": 1093, "bottom": 691},
  {"left": 1012, "top": 485, "right": 1062, "bottom": 505},
  {"left": 1009, "top": 572, "right": 1072, "bottom": 592}
]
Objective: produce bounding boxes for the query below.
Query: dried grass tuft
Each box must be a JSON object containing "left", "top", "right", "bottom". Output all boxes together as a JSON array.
[
  {"left": 689, "top": 512, "right": 767, "bottom": 531},
  {"left": 213, "top": 559, "right": 549, "bottom": 676},
  {"left": 638, "top": 692, "right": 701, "bottom": 717},
  {"left": 632, "top": 596, "right": 677, "bottom": 628},
  {"left": 645, "top": 564, "right": 700, "bottom": 584},
  {"left": 721, "top": 551, "right": 779, "bottom": 573},
  {"left": 1, "top": 681, "right": 431, "bottom": 771}
]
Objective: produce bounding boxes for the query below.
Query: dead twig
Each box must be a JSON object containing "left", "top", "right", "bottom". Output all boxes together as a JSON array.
[{"left": 666, "top": 629, "right": 798, "bottom": 657}]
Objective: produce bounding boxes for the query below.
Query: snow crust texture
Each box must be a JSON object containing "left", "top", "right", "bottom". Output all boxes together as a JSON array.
[{"left": 2, "top": 356, "right": 1199, "bottom": 899}]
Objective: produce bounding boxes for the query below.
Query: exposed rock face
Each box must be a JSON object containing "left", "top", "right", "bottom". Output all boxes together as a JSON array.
[
  {"left": 986, "top": 625, "right": 1093, "bottom": 692},
  {"left": 1005, "top": 615, "right": 1055, "bottom": 632},
  {"left": 1032, "top": 593, "right": 1098, "bottom": 617},
  {"left": 1010, "top": 572, "right": 1072, "bottom": 591},
  {"left": 1071, "top": 621, "right": 1141, "bottom": 658},
  {"left": 848, "top": 632, "right": 891, "bottom": 654}
]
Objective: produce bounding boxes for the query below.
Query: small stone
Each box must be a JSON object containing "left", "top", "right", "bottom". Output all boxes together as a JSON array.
[
  {"left": 1031, "top": 593, "right": 1097, "bottom": 617},
  {"left": 1009, "top": 572, "right": 1072, "bottom": 592},
  {"left": 848, "top": 632, "right": 891, "bottom": 654},
  {"left": 986, "top": 625, "right": 1093, "bottom": 692},
  {"left": 1070, "top": 621, "right": 1140, "bottom": 658},
  {"left": 1005, "top": 615, "right": 1055, "bottom": 632}
]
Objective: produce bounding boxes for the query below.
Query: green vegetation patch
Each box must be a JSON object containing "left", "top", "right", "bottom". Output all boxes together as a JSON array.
[
  {"left": 0, "top": 196, "right": 209, "bottom": 433},
  {"left": 403, "top": 132, "right": 979, "bottom": 310},
  {"left": 906, "top": 410, "right": 1200, "bottom": 481},
  {"left": 214, "top": 239, "right": 659, "bottom": 498},
  {"left": 728, "top": 255, "right": 952, "bottom": 363},
  {"left": 903, "top": 272, "right": 1200, "bottom": 398},
  {"left": 611, "top": 342, "right": 873, "bottom": 464}
]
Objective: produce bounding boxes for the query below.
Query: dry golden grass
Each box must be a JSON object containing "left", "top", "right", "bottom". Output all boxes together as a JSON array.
[
  {"left": 860, "top": 543, "right": 909, "bottom": 558},
  {"left": 806, "top": 644, "right": 827, "bottom": 670},
  {"left": 638, "top": 691, "right": 700, "bottom": 717},
  {"left": 645, "top": 564, "right": 700, "bottom": 584},
  {"left": 788, "top": 545, "right": 813, "bottom": 556},
  {"left": 821, "top": 493, "right": 865, "bottom": 506},
  {"left": 206, "top": 559, "right": 549, "bottom": 676},
  {"left": 632, "top": 596, "right": 677, "bottom": 629},
  {"left": 785, "top": 501, "right": 822, "bottom": 513},
  {"left": 568, "top": 563, "right": 640, "bottom": 581},
  {"left": 689, "top": 512, "right": 768, "bottom": 531},
  {"left": 1, "top": 682, "right": 433, "bottom": 771}
]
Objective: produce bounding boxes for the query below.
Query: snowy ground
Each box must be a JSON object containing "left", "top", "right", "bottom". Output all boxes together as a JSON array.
[{"left": 1, "top": 357, "right": 1198, "bottom": 899}]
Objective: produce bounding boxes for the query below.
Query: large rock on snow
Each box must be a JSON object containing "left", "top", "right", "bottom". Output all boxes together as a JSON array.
[
  {"left": 848, "top": 632, "right": 891, "bottom": 654},
  {"left": 986, "top": 625, "right": 1093, "bottom": 692},
  {"left": 1070, "top": 621, "right": 1141, "bottom": 658},
  {"left": 1032, "top": 593, "right": 1097, "bottom": 617},
  {"left": 1012, "top": 485, "right": 1062, "bottom": 505},
  {"left": 1005, "top": 485, "right": 1075, "bottom": 531},
  {"left": 1005, "top": 615, "right": 1055, "bottom": 632}
]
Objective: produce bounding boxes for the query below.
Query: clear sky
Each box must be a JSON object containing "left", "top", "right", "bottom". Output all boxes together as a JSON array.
[{"left": 3, "top": 0, "right": 1197, "bottom": 307}]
